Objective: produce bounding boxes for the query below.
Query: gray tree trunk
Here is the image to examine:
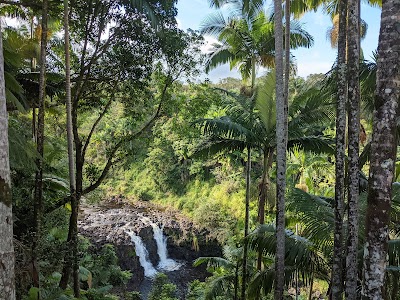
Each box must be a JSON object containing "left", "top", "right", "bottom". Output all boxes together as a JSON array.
[
  {"left": 274, "top": 0, "right": 287, "bottom": 297},
  {"left": 345, "top": 0, "right": 361, "bottom": 298},
  {"left": 32, "top": 0, "right": 48, "bottom": 289},
  {"left": 63, "top": 0, "right": 79, "bottom": 297},
  {"left": 330, "top": 0, "right": 347, "bottom": 298},
  {"left": 64, "top": 0, "right": 75, "bottom": 197},
  {"left": 361, "top": 0, "right": 400, "bottom": 298},
  {"left": 284, "top": 0, "right": 290, "bottom": 108},
  {"left": 0, "top": 21, "right": 16, "bottom": 300}
]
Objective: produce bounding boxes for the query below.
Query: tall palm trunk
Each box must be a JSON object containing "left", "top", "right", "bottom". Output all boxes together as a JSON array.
[
  {"left": 241, "top": 146, "right": 251, "bottom": 300},
  {"left": 32, "top": 0, "right": 48, "bottom": 289},
  {"left": 284, "top": 0, "right": 290, "bottom": 106},
  {"left": 241, "top": 56, "right": 256, "bottom": 300},
  {"left": 0, "top": 20, "right": 16, "bottom": 300},
  {"left": 361, "top": 0, "right": 399, "bottom": 298},
  {"left": 330, "top": 0, "right": 347, "bottom": 298},
  {"left": 257, "top": 148, "right": 273, "bottom": 270},
  {"left": 345, "top": 0, "right": 360, "bottom": 298},
  {"left": 274, "top": 0, "right": 286, "bottom": 297}
]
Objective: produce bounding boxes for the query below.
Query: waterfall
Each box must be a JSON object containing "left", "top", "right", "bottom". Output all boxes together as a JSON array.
[
  {"left": 127, "top": 216, "right": 181, "bottom": 277},
  {"left": 151, "top": 223, "right": 181, "bottom": 271},
  {"left": 126, "top": 231, "right": 158, "bottom": 278}
]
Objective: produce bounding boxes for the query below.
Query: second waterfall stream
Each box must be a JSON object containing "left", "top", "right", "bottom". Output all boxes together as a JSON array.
[{"left": 126, "top": 217, "right": 181, "bottom": 278}]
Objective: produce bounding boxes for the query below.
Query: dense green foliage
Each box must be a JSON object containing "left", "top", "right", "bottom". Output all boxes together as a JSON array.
[{"left": 1, "top": 0, "right": 399, "bottom": 299}]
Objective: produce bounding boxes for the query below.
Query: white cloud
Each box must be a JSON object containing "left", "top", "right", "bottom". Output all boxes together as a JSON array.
[
  {"left": 296, "top": 61, "right": 333, "bottom": 78},
  {"left": 312, "top": 10, "right": 330, "bottom": 27},
  {"left": 176, "top": 17, "right": 183, "bottom": 29},
  {"left": 200, "top": 35, "right": 219, "bottom": 54},
  {"left": 202, "top": 64, "right": 241, "bottom": 83}
]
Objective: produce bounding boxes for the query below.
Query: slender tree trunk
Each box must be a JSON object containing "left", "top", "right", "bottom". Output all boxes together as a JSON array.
[
  {"left": 241, "top": 56, "right": 257, "bottom": 300},
  {"left": 59, "top": 0, "right": 83, "bottom": 290},
  {"left": 64, "top": 1, "right": 75, "bottom": 193},
  {"left": 361, "top": 0, "right": 400, "bottom": 298},
  {"left": 345, "top": 0, "right": 360, "bottom": 298},
  {"left": 32, "top": 0, "right": 48, "bottom": 291},
  {"left": 60, "top": 0, "right": 80, "bottom": 297},
  {"left": 241, "top": 146, "right": 251, "bottom": 300},
  {"left": 0, "top": 20, "right": 16, "bottom": 300},
  {"left": 330, "top": 0, "right": 347, "bottom": 298},
  {"left": 31, "top": 17, "right": 36, "bottom": 141},
  {"left": 60, "top": 49, "right": 84, "bottom": 289},
  {"left": 284, "top": 0, "right": 290, "bottom": 107},
  {"left": 59, "top": 166, "right": 81, "bottom": 293},
  {"left": 274, "top": 0, "right": 286, "bottom": 297},
  {"left": 257, "top": 148, "right": 272, "bottom": 270},
  {"left": 308, "top": 273, "right": 314, "bottom": 300},
  {"left": 234, "top": 260, "right": 239, "bottom": 300},
  {"left": 32, "top": 107, "right": 36, "bottom": 140}
]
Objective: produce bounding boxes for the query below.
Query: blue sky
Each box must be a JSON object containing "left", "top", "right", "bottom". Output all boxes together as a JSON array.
[{"left": 176, "top": 0, "right": 382, "bottom": 82}]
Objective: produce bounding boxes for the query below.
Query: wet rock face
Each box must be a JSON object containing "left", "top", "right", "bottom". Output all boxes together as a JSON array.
[
  {"left": 114, "top": 244, "right": 144, "bottom": 289},
  {"left": 78, "top": 200, "right": 221, "bottom": 291},
  {"left": 138, "top": 226, "right": 159, "bottom": 266}
]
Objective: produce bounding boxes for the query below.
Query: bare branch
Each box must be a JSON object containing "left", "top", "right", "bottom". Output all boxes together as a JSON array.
[
  {"left": 82, "top": 77, "right": 172, "bottom": 195},
  {"left": 81, "top": 98, "right": 113, "bottom": 159}
]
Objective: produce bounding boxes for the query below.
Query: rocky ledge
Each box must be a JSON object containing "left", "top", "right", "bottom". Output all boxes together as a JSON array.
[{"left": 78, "top": 199, "right": 221, "bottom": 294}]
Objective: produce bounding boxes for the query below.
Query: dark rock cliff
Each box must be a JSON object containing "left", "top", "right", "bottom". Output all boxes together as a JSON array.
[{"left": 78, "top": 200, "right": 221, "bottom": 295}]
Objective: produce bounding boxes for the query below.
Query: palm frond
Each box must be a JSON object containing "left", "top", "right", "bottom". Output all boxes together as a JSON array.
[
  {"left": 194, "top": 256, "right": 235, "bottom": 270},
  {"left": 286, "top": 20, "right": 314, "bottom": 49},
  {"left": 248, "top": 223, "right": 330, "bottom": 280},
  {"left": 206, "top": 46, "right": 236, "bottom": 73},
  {"left": 204, "top": 274, "right": 236, "bottom": 300},
  {"left": 255, "top": 70, "right": 276, "bottom": 134},
  {"left": 247, "top": 267, "right": 275, "bottom": 298},
  {"left": 200, "top": 11, "right": 229, "bottom": 37},
  {"left": 191, "top": 137, "right": 248, "bottom": 159},
  {"left": 286, "top": 189, "right": 334, "bottom": 255},
  {"left": 287, "top": 136, "right": 335, "bottom": 155},
  {"left": 198, "top": 117, "right": 254, "bottom": 140}
]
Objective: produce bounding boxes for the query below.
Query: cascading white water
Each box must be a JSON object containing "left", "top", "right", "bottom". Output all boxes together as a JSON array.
[
  {"left": 139, "top": 216, "right": 181, "bottom": 271},
  {"left": 151, "top": 224, "right": 181, "bottom": 271},
  {"left": 126, "top": 231, "right": 158, "bottom": 278}
]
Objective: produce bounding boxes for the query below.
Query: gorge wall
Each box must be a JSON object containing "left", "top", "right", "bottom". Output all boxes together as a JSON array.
[{"left": 78, "top": 199, "right": 222, "bottom": 295}]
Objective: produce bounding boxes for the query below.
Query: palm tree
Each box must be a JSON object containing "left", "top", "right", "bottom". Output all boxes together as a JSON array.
[
  {"left": 290, "top": 0, "right": 380, "bottom": 48},
  {"left": 362, "top": 0, "right": 400, "bottom": 298},
  {"left": 0, "top": 19, "right": 16, "bottom": 300},
  {"left": 201, "top": 5, "right": 313, "bottom": 291},
  {"left": 330, "top": 0, "right": 347, "bottom": 297},
  {"left": 195, "top": 74, "right": 334, "bottom": 297},
  {"left": 193, "top": 245, "right": 244, "bottom": 300},
  {"left": 288, "top": 181, "right": 400, "bottom": 299},
  {"left": 32, "top": 0, "right": 48, "bottom": 290},
  {"left": 247, "top": 223, "right": 330, "bottom": 299},
  {"left": 345, "top": 0, "right": 361, "bottom": 298},
  {"left": 201, "top": 4, "right": 313, "bottom": 81},
  {"left": 273, "top": 0, "right": 286, "bottom": 297}
]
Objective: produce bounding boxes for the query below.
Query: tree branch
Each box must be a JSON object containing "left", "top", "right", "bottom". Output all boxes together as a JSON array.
[
  {"left": 82, "top": 98, "right": 113, "bottom": 159},
  {"left": 82, "top": 77, "right": 171, "bottom": 195}
]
